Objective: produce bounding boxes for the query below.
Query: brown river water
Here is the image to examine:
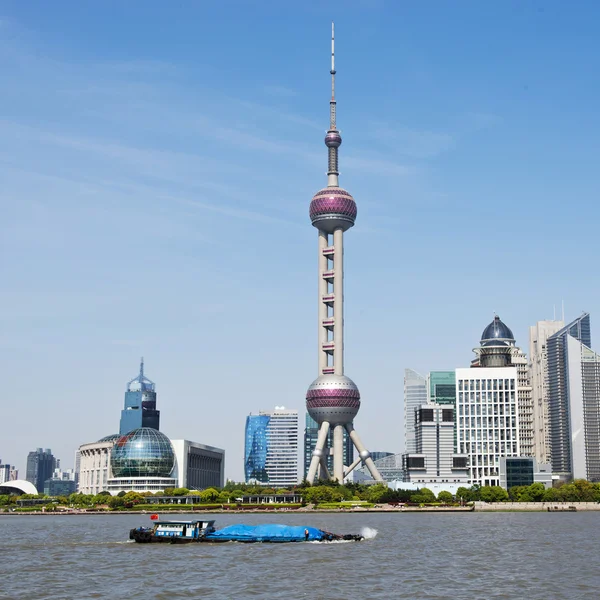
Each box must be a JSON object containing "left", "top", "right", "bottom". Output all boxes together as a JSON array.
[{"left": 1, "top": 511, "right": 599, "bottom": 599}]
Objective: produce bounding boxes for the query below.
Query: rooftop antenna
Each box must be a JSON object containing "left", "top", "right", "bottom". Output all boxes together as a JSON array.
[{"left": 140, "top": 356, "right": 144, "bottom": 378}]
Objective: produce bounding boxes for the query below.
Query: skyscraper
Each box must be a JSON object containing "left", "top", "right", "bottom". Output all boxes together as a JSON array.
[
  {"left": 119, "top": 358, "right": 160, "bottom": 436},
  {"left": 0, "top": 461, "right": 17, "bottom": 484},
  {"left": 404, "top": 369, "right": 428, "bottom": 453},
  {"left": 456, "top": 316, "right": 521, "bottom": 487},
  {"left": 304, "top": 24, "right": 382, "bottom": 484},
  {"left": 25, "top": 448, "right": 56, "bottom": 493},
  {"left": 547, "top": 313, "right": 600, "bottom": 482},
  {"left": 529, "top": 319, "right": 564, "bottom": 464},
  {"left": 245, "top": 408, "right": 299, "bottom": 487},
  {"left": 303, "top": 413, "right": 353, "bottom": 479}
]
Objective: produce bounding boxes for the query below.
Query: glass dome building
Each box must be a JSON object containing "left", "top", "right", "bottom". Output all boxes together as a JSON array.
[{"left": 110, "top": 428, "right": 175, "bottom": 478}]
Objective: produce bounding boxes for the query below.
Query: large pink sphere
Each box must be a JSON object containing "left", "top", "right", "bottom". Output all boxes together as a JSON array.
[
  {"left": 309, "top": 187, "right": 357, "bottom": 233},
  {"left": 306, "top": 374, "right": 361, "bottom": 425}
]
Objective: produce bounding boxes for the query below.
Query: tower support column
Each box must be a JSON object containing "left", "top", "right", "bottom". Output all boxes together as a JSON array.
[
  {"left": 346, "top": 423, "right": 383, "bottom": 481},
  {"left": 333, "top": 424, "right": 344, "bottom": 481},
  {"left": 306, "top": 421, "right": 330, "bottom": 482}
]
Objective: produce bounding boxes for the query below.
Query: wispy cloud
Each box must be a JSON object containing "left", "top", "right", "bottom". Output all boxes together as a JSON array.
[
  {"left": 262, "top": 84, "right": 297, "bottom": 97},
  {"left": 369, "top": 123, "right": 454, "bottom": 159}
]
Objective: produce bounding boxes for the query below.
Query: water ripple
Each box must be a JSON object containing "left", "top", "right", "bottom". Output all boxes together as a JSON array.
[{"left": 1, "top": 512, "right": 600, "bottom": 599}]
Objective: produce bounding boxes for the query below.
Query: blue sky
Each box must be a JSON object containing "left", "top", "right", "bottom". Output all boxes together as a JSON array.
[{"left": 2, "top": 1, "right": 600, "bottom": 482}]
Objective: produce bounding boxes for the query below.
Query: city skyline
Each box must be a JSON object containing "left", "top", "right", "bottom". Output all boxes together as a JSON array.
[{"left": 3, "top": 3, "right": 600, "bottom": 482}]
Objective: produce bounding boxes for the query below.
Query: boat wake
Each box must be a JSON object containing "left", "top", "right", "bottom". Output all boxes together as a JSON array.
[{"left": 360, "top": 527, "right": 378, "bottom": 540}]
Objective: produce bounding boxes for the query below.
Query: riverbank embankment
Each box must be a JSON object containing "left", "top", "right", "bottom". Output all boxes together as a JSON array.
[{"left": 473, "top": 501, "right": 600, "bottom": 511}]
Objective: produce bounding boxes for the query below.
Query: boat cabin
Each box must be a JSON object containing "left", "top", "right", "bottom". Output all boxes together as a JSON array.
[{"left": 153, "top": 520, "right": 216, "bottom": 540}]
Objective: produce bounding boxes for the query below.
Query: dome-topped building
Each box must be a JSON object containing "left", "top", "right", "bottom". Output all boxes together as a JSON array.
[
  {"left": 481, "top": 315, "right": 516, "bottom": 347},
  {"left": 107, "top": 428, "right": 176, "bottom": 494},
  {"left": 476, "top": 315, "right": 516, "bottom": 368}
]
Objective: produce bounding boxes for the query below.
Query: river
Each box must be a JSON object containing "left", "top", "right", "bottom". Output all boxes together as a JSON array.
[{"left": 2, "top": 511, "right": 599, "bottom": 599}]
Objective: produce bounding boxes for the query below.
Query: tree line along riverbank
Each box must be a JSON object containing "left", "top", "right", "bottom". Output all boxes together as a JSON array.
[{"left": 3, "top": 479, "right": 600, "bottom": 514}]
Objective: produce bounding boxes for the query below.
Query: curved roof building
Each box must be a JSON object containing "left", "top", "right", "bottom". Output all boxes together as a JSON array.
[{"left": 0, "top": 479, "right": 38, "bottom": 495}]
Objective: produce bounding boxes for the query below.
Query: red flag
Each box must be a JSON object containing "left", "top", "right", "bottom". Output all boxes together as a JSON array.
[{"left": 150, "top": 514, "right": 159, "bottom": 521}]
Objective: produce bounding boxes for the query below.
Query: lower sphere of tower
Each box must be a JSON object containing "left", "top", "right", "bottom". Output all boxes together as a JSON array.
[
  {"left": 306, "top": 374, "right": 361, "bottom": 425},
  {"left": 309, "top": 187, "right": 357, "bottom": 234}
]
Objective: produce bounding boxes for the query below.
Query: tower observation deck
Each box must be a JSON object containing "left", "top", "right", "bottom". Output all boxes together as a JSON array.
[{"left": 305, "top": 24, "right": 383, "bottom": 483}]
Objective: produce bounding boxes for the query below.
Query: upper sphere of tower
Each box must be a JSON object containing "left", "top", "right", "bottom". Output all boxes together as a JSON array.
[
  {"left": 306, "top": 374, "right": 361, "bottom": 425},
  {"left": 480, "top": 315, "right": 515, "bottom": 346},
  {"left": 325, "top": 130, "right": 342, "bottom": 148},
  {"left": 309, "top": 187, "right": 357, "bottom": 233}
]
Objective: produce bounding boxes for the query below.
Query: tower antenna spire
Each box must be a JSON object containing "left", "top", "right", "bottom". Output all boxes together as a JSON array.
[
  {"left": 326, "top": 21, "right": 341, "bottom": 187},
  {"left": 140, "top": 356, "right": 144, "bottom": 378}
]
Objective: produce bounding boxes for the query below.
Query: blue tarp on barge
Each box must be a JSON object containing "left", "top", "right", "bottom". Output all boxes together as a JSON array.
[{"left": 204, "top": 524, "right": 325, "bottom": 542}]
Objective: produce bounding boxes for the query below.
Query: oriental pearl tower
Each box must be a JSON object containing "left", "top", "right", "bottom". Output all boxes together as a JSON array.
[{"left": 305, "top": 24, "right": 383, "bottom": 483}]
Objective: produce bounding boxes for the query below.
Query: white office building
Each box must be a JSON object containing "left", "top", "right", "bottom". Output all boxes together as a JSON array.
[
  {"left": 456, "top": 366, "right": 520, "bottom": 487},
  {"left": 245, "top": 408, "right": 299, "bottom": 487},
  {"left": 402, "top": 403, "right": 469, "bottom": 492}
]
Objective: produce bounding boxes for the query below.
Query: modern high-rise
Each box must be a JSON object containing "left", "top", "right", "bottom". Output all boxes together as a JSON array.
[
  {"left": 547, "top": 313, "right": 600, "bottom": 482},
  {"left": 456, "top": 316, "right": 521, "bottom": 486},
  {"left": 529, "top": 319, "right": 564, "bottom": 464},
  {"left": 428, "top": 371, "right": 456, "bottom": 406},
  {"left": 245, "top": 408, "right": 299, "bottom": 487},
  {"left": 25, "top": 448, "right": 56, "bottom": 493},
  {"left": 404, "top": 369, "right": 428, "bottom": 453},
  {"left": 303, "top": 413, "right": 353, "bottom": 480},
  {"left": 304, "top": 24, "right": 382, "bottom": 483},
  {"left": 402, "top": 403, "right": 469, "bottom": 490},
  {"left": 0, "top": 461, "right": 18, "bottom": 484},
  {"left": 119, "top": 358, "right": 160, "bottom": 436}
]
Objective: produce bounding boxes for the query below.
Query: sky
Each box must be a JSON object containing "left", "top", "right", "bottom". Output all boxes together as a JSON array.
[{"left": 2, "top": 1, "right": 600, "bottom": 482}]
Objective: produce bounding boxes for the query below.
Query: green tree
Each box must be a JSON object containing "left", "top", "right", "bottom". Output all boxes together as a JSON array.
[
  {"left": 199, "top": 488, "right": 220, "bottom": 503},
  {"left": 479, "top": 486, "right": 508, "bottom": 502},
  {"left": 456, "top": 487, "right": 472, "bottom": 502},
  {"left": 365, "top": 483, "right": 389, "bottom": 504},
  {"left": 437, "top": 491, "right": 454, "bottom": 504},
  {"left": 412, "top": 488, "right": 436, "bottom": 504},
  {"left": 542, "top": 487, "right": 560, "bottom": 502},
  {"left": 171, "top": 488, "right": 190, "bottom": 497},
  {"left": 122, "top": 492, "right": 144, "bottom": 507},
  {"left": 108, "top": 496, "right": 125, "bottom": 509}
]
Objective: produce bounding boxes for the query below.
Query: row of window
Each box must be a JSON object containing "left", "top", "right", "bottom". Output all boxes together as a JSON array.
[
  {"left": 458, "top": 379, "right": 516, "bottom": 391},
  {"left": 459, "top": 404, "right": 516, "bottom": 416}
]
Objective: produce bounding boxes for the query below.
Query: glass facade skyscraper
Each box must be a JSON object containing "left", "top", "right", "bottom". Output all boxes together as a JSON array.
[
  {"left": 25, "top": 448, "right": 56, "bottom": 493},
  {"left": 548, "top": 313, "right": 600, "bottom": 482},
  {"left": 303, "top": 413, "right": 353, "bottom": 479},
  {"left": 245, "top": 413, "right": 271, "bottom": 483},
  {"left": 119, "top": 359, "right": 160, "bottom": 436},
  {"left": 245, "top": 409, "right": 299, "bottom": 487},
  {"left": 428, "top": 371, "right": 456, "bottom": 406}
]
